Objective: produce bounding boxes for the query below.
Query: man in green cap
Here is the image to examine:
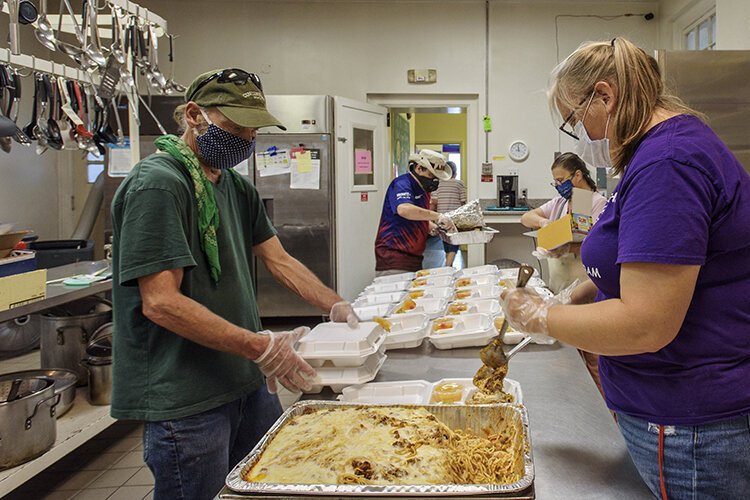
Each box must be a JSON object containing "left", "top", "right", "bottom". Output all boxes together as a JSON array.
[{"left": 110, "top": 68, "right": 359, "bottom": 499}]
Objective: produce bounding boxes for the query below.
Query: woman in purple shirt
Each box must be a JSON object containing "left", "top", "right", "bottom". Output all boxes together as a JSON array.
[{"left": 502, "top": 37, "right": 750, "bottom": 498}]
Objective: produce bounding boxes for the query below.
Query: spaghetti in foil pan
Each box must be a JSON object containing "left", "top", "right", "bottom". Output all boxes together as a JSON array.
[
  {"left": 444, "top": 199, "right": 485, "bottom": 231},
  {"left": 225, "top": 400, "right": 534, "bottom": 496}
]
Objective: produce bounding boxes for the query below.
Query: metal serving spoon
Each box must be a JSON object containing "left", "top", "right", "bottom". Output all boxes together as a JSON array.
[
  {"left": 34, "top": 0, "right": 57, "bottom": 51},
  {"left": 479, "top": 264, "right": 536, "bottom": 369}
]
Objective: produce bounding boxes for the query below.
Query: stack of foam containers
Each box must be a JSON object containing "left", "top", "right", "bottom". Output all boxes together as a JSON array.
[
  {"left": 338, "top": 377, "right": 523, "bottom": 405},
  {"left": 297, "top": 322, "right": 387, "bottom": 393},
  {"left": 428, "top": 313, "right": 498, "bottom": 349}
]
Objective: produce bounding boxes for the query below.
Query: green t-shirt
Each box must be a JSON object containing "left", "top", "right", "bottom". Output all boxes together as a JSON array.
[{"left": 110, "top": 153, "right": 276, "bottom": 421}]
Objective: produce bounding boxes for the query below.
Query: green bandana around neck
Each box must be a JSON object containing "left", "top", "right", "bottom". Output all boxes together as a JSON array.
[{"left": 154, "top": 134, "right": 247, "bottom": 283}]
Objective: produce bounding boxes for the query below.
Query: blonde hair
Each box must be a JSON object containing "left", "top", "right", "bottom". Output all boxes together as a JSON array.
[{"left": 549, "top": 37, "right": 705, "bottom": 175}]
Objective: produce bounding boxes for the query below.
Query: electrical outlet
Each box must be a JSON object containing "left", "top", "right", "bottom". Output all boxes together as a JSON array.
[{"left": 521, "top": 188, "right": 528, "bottom": 199}]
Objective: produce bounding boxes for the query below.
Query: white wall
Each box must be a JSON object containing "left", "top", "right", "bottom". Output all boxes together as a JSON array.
[{"left": 716, "top": 0, "right": 750, "bottom": 49}]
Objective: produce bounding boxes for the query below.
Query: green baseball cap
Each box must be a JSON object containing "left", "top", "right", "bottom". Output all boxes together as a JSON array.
[{"left": 185, "top": 68, "right": 286, "bottom": 130}]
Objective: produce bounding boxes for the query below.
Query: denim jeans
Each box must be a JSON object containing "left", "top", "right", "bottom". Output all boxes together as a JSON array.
[
  {"left": 616, "top": 411, "right": 750, "bottom": 499},
  {"left": 143, "top": 385, "right": 283, "bottom": 500}
]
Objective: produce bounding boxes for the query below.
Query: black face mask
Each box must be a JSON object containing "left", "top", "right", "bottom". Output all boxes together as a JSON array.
[{"left": 414, "top": 172, "right": 440, "bottom": 192}]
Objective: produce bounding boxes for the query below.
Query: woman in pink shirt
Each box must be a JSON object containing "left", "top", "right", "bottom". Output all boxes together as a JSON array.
[{"left": 521, "top": 153, "right": 606, "bottom": 395}]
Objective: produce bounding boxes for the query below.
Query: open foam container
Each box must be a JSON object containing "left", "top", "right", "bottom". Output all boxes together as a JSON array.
[
  {"left": 362, "top": 280, "right": 411, "bottom": 295},
  {"left": 453, "top": 285, "right": 502, "bottom": 300},
  {"left": 353, "top": 303, "right": 394, "bottom": 321},
  {"left": 373, "top": 271, "right": 415, "bottom": 284},
  {"left": 405, "top": 286, "right": 453, "bottom": 300},
  {"left": 338, "top": 377, "right": 523, "bottom": 405},
  {"left": 305, "top": 348, "right": 387, "bottom": 393},
  {"left": 409, "top": 275, "right": 455, "bottom": 289},
  {"left": 390, "top": 297, "right": 448, "bottom": 319},
  {"left": 446, "top": 298, "right": 502, "bottom": 317},
  {"left": 455, "top": 264, "right": 499, "bottom": 278},
  {"left": 428, "top": 313, "right": 497, "bottom": 349},
  {"left": 352, "top": 290, "right": 406, "bottom": 308},
  {"left": 381, "top": 313, "right": 430, "bottom": 350},
  {"left": 415, "top": 266, "right": 456, "bottom": 278}
]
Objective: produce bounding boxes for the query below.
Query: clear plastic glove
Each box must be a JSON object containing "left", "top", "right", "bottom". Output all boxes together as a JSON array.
[
  {"left": 500, "top": 280, "right": 578, "bottom": 342},
  {"left": 255, "top": 327, "right": 316, "bottom": 394},
  {"left": 428, "top": 221, "right": 439, "bottom": 236},
  {"left": 329, "top": 301, "right": 360, "bottom": 329},
  {"left": 531, "top": 244, "right": 571, "bottom": 260},
  {"left": 436, "top": 213, "right": 458, "bottom": 233}
]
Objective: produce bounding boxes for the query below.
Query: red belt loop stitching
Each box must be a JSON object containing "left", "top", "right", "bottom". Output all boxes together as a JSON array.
[{"left": 658, "top": 424, "right": 669, "bottom": 500}]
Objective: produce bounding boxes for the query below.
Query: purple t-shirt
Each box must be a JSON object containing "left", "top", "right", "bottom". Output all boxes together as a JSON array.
[{"left": 580, "top": 115, "right": 750, "bottom": 426}]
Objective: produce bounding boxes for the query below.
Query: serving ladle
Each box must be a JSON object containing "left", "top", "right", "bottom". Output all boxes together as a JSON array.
[
  {"left": 478, "top": 264, "right": 536, "bottom": 369},
  {"left": 34, "top": 0, "right": 57, "bottom": 51}
]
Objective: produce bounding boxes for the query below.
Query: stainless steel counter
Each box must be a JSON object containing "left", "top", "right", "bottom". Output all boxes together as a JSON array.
[{"left": 220, "top": 342, "right": 652, "bottom": 499}]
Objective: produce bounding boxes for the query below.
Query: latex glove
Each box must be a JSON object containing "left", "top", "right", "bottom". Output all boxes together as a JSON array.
[
  {"left": 329, "top": 301, "right": 360, "bottom": 329},
  {"left": 428, "top": 221, "right": 439, "bottom": 236},
  {"left": 499, "top": 280, "right": 577, "bottom": 342},
  {"left": 436, "top": 213, "right": 457, "bottom": 233},
  {"left": 539, "top": 219, "right": 552, "bottom": 228},
  {"left": 255, "top": 327, "right": 316, "bottom": 394}
]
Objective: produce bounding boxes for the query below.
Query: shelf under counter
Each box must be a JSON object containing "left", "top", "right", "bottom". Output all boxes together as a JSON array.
[
  {"left": 0, "top": 351, "right": 116, "bottom": 496},
  {"left": 0, "top": 261, "right": 112, "bottom": 323}
]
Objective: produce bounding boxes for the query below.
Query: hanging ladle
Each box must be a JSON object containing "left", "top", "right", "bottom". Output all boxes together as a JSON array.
[
  {"left": 55, "top": 0, "right": 87, "bottom": 63},
  {"left": 83, "top": 0, "right": 106, "bottom": 68},
  {"left": 34, "top": 0, "right": 57, "bottom": 51}
]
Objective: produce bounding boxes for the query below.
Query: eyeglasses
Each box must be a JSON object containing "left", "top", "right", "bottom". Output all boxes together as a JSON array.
[
  {"left": 550, "top": 174, "right": 575, "bottom": 187},
  {"left": 187, "top": 69, "right": 263, "bottom": 102},
  {"left": 558, "top": 91, "right": 597, "bottom": 141},
  {"left": 558, "top": 111, "right": 579, "bottom": 140}
]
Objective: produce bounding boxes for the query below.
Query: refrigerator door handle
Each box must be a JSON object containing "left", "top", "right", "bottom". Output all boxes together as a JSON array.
[{"left": 262, "top": 198, "right": 274, "bottom": 224}]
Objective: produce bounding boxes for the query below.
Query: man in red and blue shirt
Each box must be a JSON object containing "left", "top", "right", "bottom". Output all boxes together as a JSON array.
[{"left": 375, "top": 149, "right": 456, "bottom": 275}]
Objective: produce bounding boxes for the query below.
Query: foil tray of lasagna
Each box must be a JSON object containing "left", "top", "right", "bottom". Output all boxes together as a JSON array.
[{"left": 225, "top": 400, "right": 534, "bottom": 496}]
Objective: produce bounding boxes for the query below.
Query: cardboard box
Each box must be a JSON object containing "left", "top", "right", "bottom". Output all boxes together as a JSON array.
[
  {"left": 537, "top": 188, "right": 594, "bottom": 251},
  {"left": 0, "top": 269, "right": 47, "bottom": 312}
]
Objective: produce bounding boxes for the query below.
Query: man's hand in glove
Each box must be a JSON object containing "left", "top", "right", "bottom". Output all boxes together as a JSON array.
[
  {"left": 255, "top": 327, "right": 316, "bottom": 394},
  {"left": 329, "top": 301, "right": 360, "bottom": 329},
  {"left": 436, "top": 213, "right": 457, "bottom": 233}
]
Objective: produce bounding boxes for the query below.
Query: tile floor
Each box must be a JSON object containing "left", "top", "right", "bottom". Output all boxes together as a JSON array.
[{"left": 5, "top": 421, "right": 153, "bottom": 500}]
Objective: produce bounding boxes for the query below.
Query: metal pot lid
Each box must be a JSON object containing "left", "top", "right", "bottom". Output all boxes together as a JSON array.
[
  {"left": 43, "top": 296, "right": 112, "bottom": 318},
  {"left": 86, "top": 331, "right": 112, "bottom": 362},
  {"left": 0, "top": 375, "right": 54, "bottom": 404}
]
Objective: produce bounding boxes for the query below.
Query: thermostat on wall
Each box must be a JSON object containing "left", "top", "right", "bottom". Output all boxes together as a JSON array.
[{"left": 508, "top": 140, "right": 529, "bottom": 162}]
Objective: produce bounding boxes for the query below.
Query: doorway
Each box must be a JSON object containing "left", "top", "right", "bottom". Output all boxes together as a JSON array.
[{"left": 367, "top": 94, "right": 480, "bottom": 268}]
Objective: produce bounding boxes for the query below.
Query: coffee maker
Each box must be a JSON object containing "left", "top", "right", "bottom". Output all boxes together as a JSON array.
[{"left": 497, "top": 175, "right": 519, "bottom": 208}]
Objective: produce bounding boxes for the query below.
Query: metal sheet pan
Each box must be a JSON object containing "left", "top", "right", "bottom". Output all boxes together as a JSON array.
[
  {"left": 440, "top": 228, "right": 499, "bottom": 246},
  {"left": 225, "top": 401, "right": 534, "bottom": 496}
]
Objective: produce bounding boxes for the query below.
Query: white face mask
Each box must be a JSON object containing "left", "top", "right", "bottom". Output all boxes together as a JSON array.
[{"left": 573, "top": 93, "right": 613, "bottom": 171}]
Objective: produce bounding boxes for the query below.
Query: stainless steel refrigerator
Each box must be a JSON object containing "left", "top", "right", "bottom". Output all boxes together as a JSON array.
[
  {"left": 658, "top": 50, "right": 750, "bottom": 172},
  {"left": 253, "top": 95, "right": 387, "bottom": 317}
]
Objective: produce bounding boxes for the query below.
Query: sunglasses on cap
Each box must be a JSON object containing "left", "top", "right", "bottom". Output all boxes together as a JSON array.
[{"left": 187, "top": 68, "right": 263, "bottom": 102}]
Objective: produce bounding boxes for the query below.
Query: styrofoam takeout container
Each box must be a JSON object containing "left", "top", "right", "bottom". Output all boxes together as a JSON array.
[
  {"left": 381, "top": 313, "right": 429, "bottom": 350},
  {"left": 428, "top": 313, "right": 497, "bottom": 349},
  {"left": 298, "top": 322, "right": 385, "bottom": 367},
  {"left": 373, "top": 272, "right": 415, "bottom": 284},
  {"left": 453, "top": 285, "right": 502, "bottom": 300},
  {"left": 353, "top": 303, "right": 394, "bottom": 321},
  {"left": 446, "top": 298, "right": 502, "bottom": 317},
  {"left": 497, "top": 267, "right": 538, "bottom": 279},
  {"left": 352, "top": 291, "right": 406, "bottom": 308},
  {"left": 390, "top": 297, "right": 448, "bottom": 319},
  {"left": 455, "top": 264, "right": 499, "bottom": 278},
  {"left": 454, "top": 273, "right": 500, "bottom": 288},
  {"left": 409, "top": 275, "right": 455, "bottom": 289},
  {"left": 362, "top": 280, "right": 411, "bottom": 294},
  {"left": 338, "top": 377, "right": 522, "bottom": 405},
  {"left": 415, "top": 266, "right": 456, "bottom": 278},
  {"left": 404, "top": 286, "right": 453, "bottom": 300},
  {"left": 305, "top": 348, "right": 387, "bottom": 393}
]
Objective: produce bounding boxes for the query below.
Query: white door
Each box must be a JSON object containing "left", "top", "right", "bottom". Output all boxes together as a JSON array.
[{"left": 333, "top": 97, "right": 388, "bottom": 301}]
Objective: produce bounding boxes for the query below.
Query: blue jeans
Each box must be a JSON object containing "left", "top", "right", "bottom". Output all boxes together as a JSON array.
[
  {"left": 616, "top": 412, "right": 750, "bottom": 499},
  {"left": 143, "top": 385, "right": 283, "bottom": 500}
]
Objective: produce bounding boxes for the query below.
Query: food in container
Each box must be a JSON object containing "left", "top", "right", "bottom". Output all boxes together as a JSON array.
[
  {"left": 233, "top": 402, "right": 530, "bottom": 491},
  {"left": 447, "top": 301, "right": 470, "bottom": 315},
  {"left": 415, "top": 266, "right": 455, "bottom": 278},
  {"left": 409, "top": 275, "right": 454, "bottom": 289},
  {"left": 373, "top": 317, "right": 391, "bottom": 332},
  {"left": 428, "top": 313, "right": 496, "bottom": 350},
  {"left": 354, "top": 303, "right": 394, "bottom": 321},
  {"left": 453, "top": 285, "right": 501, "bottom": 300},
  {"left": 379, "top": 313, "right": 430, "bottom": 350},
  {"left": 391, "top": 297, "right": 447, "bottom": 319},
  {"left": 338, "top": 377, "right": 523, "bottom": 406},
  {"left": 447, "top": 298, "right": 501, "bottom": 316},
  {"left": 410, "top": 286, "right": 452, "bottom": 300},
  {"left": 431, "top": 317, "right": 455, "bottom": 333},
  {"left": 430, "top": 381, "right": 464, "bottom": 403}
]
